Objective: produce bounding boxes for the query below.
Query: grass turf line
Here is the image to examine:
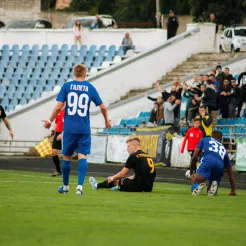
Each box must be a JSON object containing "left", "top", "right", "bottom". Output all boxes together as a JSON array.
[{"left": 0, "top": 170, "right": 245, "bottom": 246}]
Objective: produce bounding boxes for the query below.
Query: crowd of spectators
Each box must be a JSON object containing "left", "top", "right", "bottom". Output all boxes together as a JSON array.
[{"left": 142, "top": 65, "right": 246, "bottom": 136}]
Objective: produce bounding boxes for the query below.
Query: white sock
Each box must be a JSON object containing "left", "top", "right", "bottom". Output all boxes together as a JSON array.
[
  {"left": 77, "top": 185, "right": 83, "bottom": 190},
  {"left": 63, "top": 185, "right": 69, "bottom": 191}
]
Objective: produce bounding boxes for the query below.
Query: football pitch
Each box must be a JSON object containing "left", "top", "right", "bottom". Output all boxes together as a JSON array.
[{"left": 0, "top": 170, "right": 245, "bottom": 246}]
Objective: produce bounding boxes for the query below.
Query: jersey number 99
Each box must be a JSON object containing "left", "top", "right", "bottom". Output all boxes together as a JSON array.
[{"left": 67, "top": 92, "right": 89, "bottom": 117}]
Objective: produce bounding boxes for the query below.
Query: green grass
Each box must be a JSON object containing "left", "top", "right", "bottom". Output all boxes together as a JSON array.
[{"left": 0, "top": 170, "right": 246, "bottom": 246}]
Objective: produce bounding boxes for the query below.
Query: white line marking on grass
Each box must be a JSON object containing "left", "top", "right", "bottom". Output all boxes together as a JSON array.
[{"left": 0, "top": 180, "right": 78, "bottom": 184}]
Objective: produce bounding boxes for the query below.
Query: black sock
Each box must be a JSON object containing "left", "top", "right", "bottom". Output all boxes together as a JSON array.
[
  {"left": 52, "top": 155, "right": 61, "bottom": 174},
  {"left": 97, "top": 180, "right": 114, "bottom": 189}
]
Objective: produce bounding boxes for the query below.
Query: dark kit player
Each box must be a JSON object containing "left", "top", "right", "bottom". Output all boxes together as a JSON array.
[{"left": 89, "top": 137, "right": 156, "bottom": 192}]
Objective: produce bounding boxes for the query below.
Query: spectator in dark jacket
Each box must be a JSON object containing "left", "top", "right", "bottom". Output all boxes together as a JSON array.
[
  {"left": 166, "top": 10, "right": 179, "bottom": 39},
  {"left": 219, "top": 79, "right": 231, "bottom": 118},
  {"left": 237, "top": 67, "right": 246, "bottom": 117},
  {"left": 224, "top": 67, "right": 234, "bottom": 84},
  {"left": 149, "top": 102, "right": 158, "bottom": 125},
  {"left": 229, "top": 79, "right": 241, "bottom": 118},
  {"left": 238, "top": 66, "right": 246, "bottom": 87},
  {"left": 202, "top": 80, "right": 217, "bottom": 113},
  {"left": 216, "top": 65, "right": 225, "bottom": 89}
]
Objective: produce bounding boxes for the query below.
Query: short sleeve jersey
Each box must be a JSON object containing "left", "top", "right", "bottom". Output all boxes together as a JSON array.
[
  {"left": 197, "top": 137, "right": 231, "bottom": 167},
  {"left": 56, "top": 81, "right": 103, "bottom": 134},
  {"left": 0, "top": 105, "right": 6, "bottom": 120},
  {"left": 125, "top": 150, "right": 156, "bottom": 184}
]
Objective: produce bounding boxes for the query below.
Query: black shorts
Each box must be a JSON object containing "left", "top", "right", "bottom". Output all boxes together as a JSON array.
[
  {"left": 187, "top": 150, "right": 194, "bottom": 158},
  {"left": 119, "top": 178, "right": 153, "bottom": 192},
  {"left": 52, "top": 131, "right": 62, "bottom": 150}
]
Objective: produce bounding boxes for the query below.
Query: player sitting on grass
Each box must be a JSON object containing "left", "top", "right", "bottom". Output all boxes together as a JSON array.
[
  {"left": 89, "top": 137, "right": 156, "bottom": 192},
  {"left": 190, "top": 130, "right": 236, "bottom": 196}
]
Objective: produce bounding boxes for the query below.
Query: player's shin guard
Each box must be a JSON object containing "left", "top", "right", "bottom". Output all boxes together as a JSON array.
[
  {"left": 62, "top": 160, "right": 71, "bottom": 186},
  {"left": 78, "top": 158, "right": 88, "bottom": 186}
]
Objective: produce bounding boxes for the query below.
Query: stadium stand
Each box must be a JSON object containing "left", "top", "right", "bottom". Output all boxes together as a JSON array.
[{"left": 0, "top": 44, "right": 133, "bottom": 112}]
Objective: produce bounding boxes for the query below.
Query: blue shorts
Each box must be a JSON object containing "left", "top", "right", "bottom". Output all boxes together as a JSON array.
[
  {"left": 62, "top": 133, "right": 91, "bottom": 156},
  {"left": 196, "top": 157, "right": 224, "bottom": 184}
]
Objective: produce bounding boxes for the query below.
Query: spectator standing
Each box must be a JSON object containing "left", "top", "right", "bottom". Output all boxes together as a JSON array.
[
  {"left": 73, "top": 20, "right": 83, "bottom": 45},
  {"left": 195, "top": 106, "right": 213, "bottom": 137},
  {"left": 164, "top": 96, "right": 181, "bottom": 125},
  {"left": 202, "top": 80, "right": 217, "bottom": 113},
  {"left": 209, "top": 13, "right": 219, "bottom": 33},
  {"left": 121, "top": 32, "right": 133, "bottom": 54},
  {"left": 216, "top": 65, "right": 225, "bottom": 89},
  {"left": 237, "top": 67, "right": 246, "bottom": 117},
  {"left": 149, "top": 102, "right": 158, "bottom": 125},
  {"left": 229, "top": 79, "right": 240, "bottom": 118},
  {"left": 0, "top": 105, "right": 14, "bottom": 139},
  {"left": 166, "top": 10, "right": 179, "bottom": 39},
  {"left": 90, "top": 14, "right": 104, "bottom": 29},
  {"left": 209, "top": 74, "right": 220, "bottom": 92},
  {"left": 224, "top": 67, "right": 234, "bottom": 84},
  {"left": 219, "top": 79, "right": 231, "bottom": 118}
]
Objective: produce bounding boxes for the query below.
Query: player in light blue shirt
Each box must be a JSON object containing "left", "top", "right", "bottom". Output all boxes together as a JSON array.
[
  {"left": 43, "top": 64, "right": 111, "bottom": 195},
  {"left": 189, "top": 130, "right": 236, "bottom": 196}
]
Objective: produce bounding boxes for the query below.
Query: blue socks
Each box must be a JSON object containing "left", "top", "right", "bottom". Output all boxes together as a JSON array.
[
  {"left": 62, "top": 160, "right": 71, "bottom": 186},
  {"left": 78, "top": 158, "right": 88, "bottom": 186},
  {"left": 191, "top": 183, "right": 199, "bottom": 192}
]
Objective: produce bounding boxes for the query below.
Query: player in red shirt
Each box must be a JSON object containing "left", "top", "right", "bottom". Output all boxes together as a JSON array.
[
  {"left": 180, "top": 118, "right": 203, "bottom": 158},
  {"left": 50, "top": 107, "right": 65, "bottom": 177}
]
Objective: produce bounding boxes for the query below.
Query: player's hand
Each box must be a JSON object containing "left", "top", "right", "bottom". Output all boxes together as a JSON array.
[
  {"left": 107, "top": 176, "right": 113, "bottom": 183},
  {"left": 229, "top": 191, "right": 236, "bottom": 196},
  {"left": 42, "top": 120, "right": 52, "bottom": 129},
  {"left": 50, "top": 130, "right": 55, "bottom": 137},
  {"left": 105, "top": 120, "right": 111, "bottom": 129},
  {"left": 9, "top": 130, "right": 14, "bottom": 140},
  {"left": 56, "top": 134, "right": 62, "bottom": 141}
]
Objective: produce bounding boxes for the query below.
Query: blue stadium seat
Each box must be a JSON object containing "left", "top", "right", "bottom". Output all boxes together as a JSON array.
[
  {"left": 48, "top": 56, "right": 57, "bottom": 63},
  {"left": 57, "top": 55, "right": 66, "bottom": 62},
  {"left": 10, "top": 98, "right": 18, "bottom": 106},
  {"left": 0, "top": 85, "right": 6, "bottom": 93},
  {"left": 108, "top": 45, "right": 116, "bottom": 56},
  {"left": 98, "top": 45, "right": 106, "bottom": 57},
  {"left": 53, "top": 68, "right": 60, "bottom": 74},
  {"left": 88, "top": 45, "right": 97, "bottom": 57},
  {"left": 95, "top": 55, "right": 103, "bottom": 63},
  {"left": 1, "top": 97, "right": 9, "bottom": 106},
  {"left": 56, "top": 79, "right": 65, "bottom": 86},
  {"left": 2, "top": 44, "right": 10, "bottom": 54},
  {"left": 84, "top": 61, "right": 92, "bottom": 69},
  {"left": 46, "top": 61, "right": 54, "bottom": 68},
  {"left": 44, "top": 85, "right": 53, "bottom": 92},
  {"left": 104, "top": 55, "right": 113, "bottom": 62},
  {"left": 19, "top": 98, "right": 27, "bottom": 105},
  {"left": 0, "top": 91, "right": 4, "bottom": 99},
  {"left": 13, "top": 92, "right": 23, "bottom": 100},
  {"left": 31, "top": 44, "right": 39, "bottom": 55},
  {"left": 79, "top": 45, "right": 87, "bottom": 56},
  {"left": 40, "top": 73, "right": 49, "bottom": 80},
  {"left": 19, "top": 79, "right": 28, "bottom": 86},
  {"left": 1, "top": 53, "right": 10, "bottom": 62},
  {"left": 31, "top": 92, "right": 41, "bottom": 100},
  {"left": 30, "top": 55, "right": 38, "bottom": 62},
  {"left": 2, "top": 78, "right": 10, "bottom": 85},
  {"left": 59, "top": 73, "right": 68, "bottom": 80},
  {"left": 37, "top": 79, "right": 46, "bottom": 86},
  {"left": 15, "top": 67, "right": 23, "bottom": 74},
  {"left": 6, "top": 104, "right": 15, "bottom": 112},
  {"left": 4, "top": 73, "right": 12, "bottom": 79},
  {"left": 21, "top": 44, "right": 29, "bottom": 53},
  {"left": 29, "top": 79, "right": 37, "bottom": 86},
  {"left": 5, "top": 91, "right": 14, "bottom": 100},
  {"left": 41, "top": 44, "right": 49, "bottom": 56},
  {"left": 33, "top": 67, "right": 41, "bottom": 74},
  {"left": 7, "top": 84, "right": 16, "bottom": 93},
  {"left": 67, "top": 56, "right": 75, "bottom": 63},
  {"left": 16, "top": 85, "right": 25, "bottom": 93},
  {"left": 22, "top": 73, "right": 31, "bottom": 80},
  {"left": 6, "top": 67, "right": 14, "bottom": 74},
  {"left": 31, "top": 73, "right": 40, "bottom": 80},
  {"left": 23, "top": 92, "right": 32, "bottom": 100},
  {"left": 34, "top": 85, "right": 43, "bottom": 93},
  {"left": 47, "top": 80, "right": 55, "bottom": 87},
  {"left": 10, "top": 78, "right": 19, "bottom": 86},
  {"left": 85, "top": 55, "right": 93, "bottom": 63},
  {"left": 0, "top": 60, "right": 8, "bottom": 68},
  {"left": 36, "top": 60, "right": 45, "bottom": 68},
  {"left": 25, "top": 85, "right": 34, "bottom": 93},
  {"left": 60, "top": 44, "right": 68, "bottom": 56},
  {"left": 9, "top": 60, "right": 18, "bottom": 68},
  {"left": 39, "top": 54, "right": 48, "bottom": 62},
  {"left": 18, "top": 60, "right": 27, "bottom": 68},
  {"left": 75, "top": 55, "right": 84, "bottom": 64},
  {"left": 70, "top": 45, "right": 78, "bottom": 56},
  {"left": 43, "top": 67, "right": 52, "bottom": 74},
  {"left": 92, "top": 60, "right": 101, "bottom": 68},
  {"left": 61, "top": 67, "right": 69, "bottom": 74},
  {"left": 54, "top": 61, "right": 64, "bottom": 68},
  {"left": 51, "top": 44, "right": 59, "bottom": 56},
  {"left": 49, "top": 73, "right": 59, "bottom": 80}
]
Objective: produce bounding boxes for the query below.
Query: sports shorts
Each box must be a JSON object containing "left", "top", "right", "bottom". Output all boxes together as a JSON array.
[
  {"left": 52, "top": 131, "right": 62, "bottom": 150},
  {"left": 62, "top": 132, "right": 91, "bottom": 156},
  {"left": 196, "top": 157, "right": 224, "bottom": 184},
  {"left": 118, "top": 178, "right": 153, "bottom": 192}
]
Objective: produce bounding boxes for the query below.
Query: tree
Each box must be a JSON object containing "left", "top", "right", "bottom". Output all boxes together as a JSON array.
[
  {"left": 189, "top": 0, "right": 245, "bottom": 27},
  {"left": 98, "top": 0, "right": 115, "bottom": 15},
  {"left": 41, "top": 0, "right": 56, "bottom": 11},
  {"left": 68, "top": 0, "right": 90, "bottom": 12}
]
